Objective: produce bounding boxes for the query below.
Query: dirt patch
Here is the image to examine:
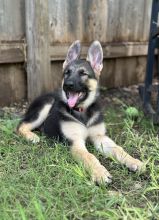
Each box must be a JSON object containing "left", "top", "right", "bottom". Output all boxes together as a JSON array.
[
  {"left": 0, "top": 101, "right": 27, "bottom": 119},
  {"left": 100, "top": 85, "right": 142, "bottom": 110}
]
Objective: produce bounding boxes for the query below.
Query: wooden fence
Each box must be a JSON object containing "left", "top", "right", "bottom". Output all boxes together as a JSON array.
[{"left": 0, "top": 0, "right": 152, "bottom": 105}]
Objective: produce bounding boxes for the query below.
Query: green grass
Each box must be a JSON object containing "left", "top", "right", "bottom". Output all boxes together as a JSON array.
[{"left": 0, "top": 107, "right": 159, "bottom": 220}]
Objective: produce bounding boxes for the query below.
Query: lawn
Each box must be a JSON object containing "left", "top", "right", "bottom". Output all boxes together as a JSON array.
[{"left": 0, "top": 89, "right": 159, "bottom": 220}]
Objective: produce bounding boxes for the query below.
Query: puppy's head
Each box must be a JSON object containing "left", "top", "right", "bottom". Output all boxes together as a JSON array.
[{"left": 62, "top": 40, "right": 103, "bottom": 109}]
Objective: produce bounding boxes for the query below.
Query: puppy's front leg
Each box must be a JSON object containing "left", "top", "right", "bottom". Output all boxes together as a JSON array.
[
  {"left": 61, "top": 121, "right": 112, "bottom": 184},
  {"left": 89, "top": 123, "right": 144, "bottom": 171},
  {"left": 70, "top": 141, "right": 112, "bottom": 184}
]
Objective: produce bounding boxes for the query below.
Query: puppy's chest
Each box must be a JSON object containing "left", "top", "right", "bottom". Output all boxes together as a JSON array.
[
  {"left": 71, "top": 110, "right": 88, "bottom": 124},
  {"left": 71, "top": 109, "right": 101, "bottom": 127}
]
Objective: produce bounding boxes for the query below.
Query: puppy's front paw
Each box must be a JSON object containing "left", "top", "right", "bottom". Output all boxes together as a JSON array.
[
  {"left": 26, "top": 132, "right": 40, "bottom": 143},
  {"left": 126, "top": 158, "right": 145, "bottom": 172},
  {"left": 92, "top": 165, "right": 112, "bottom": 184}
]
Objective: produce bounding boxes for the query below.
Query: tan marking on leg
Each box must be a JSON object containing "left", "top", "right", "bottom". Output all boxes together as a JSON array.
[
  {"left": 17, "top": 104, "right": 52, "bottom": 143},
  {"left": 71, "top": 144, "right": 112, "bottom": 184},
  {"left": 88, "top": 122, "right": 106, "bottom": 137},
  {"left": 110, "top": 146, "right": 144, "bottom": 171},
  {"left": 61, "top": 121, "right": 112, "bottom": 184},
  {"left": 89, "top": 123, "right": 144, "bottom": 172},
  {"left": 17, "top": 123, "right": 40, "bottom": 143}
]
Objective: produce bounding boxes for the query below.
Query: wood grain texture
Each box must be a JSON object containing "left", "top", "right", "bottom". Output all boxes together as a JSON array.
[
  {"left": 25, "top": 0, "right": 53, "bottom": 101},
  {"left": 48, "top": 0, "right": 152, "bottom": 43},
  {"left": 0, "top": 0, "right": 25, "bottom": 41},
  {"left": 50, "top": 42, "right": 149, "bottom": 60},
  {"left": 0, "top": 64, "right": 26, "bottom": 106},
  {"left": 0, "top": 43, "right": 25, "bottom": 64},
  {"left": 0, "top": 41, "right": 150, "bottom": 64}
]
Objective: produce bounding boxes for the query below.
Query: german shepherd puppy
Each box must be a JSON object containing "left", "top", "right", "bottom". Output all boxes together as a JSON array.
[{"left": 17, "top": 41, "right": 144, "bottom": 184}]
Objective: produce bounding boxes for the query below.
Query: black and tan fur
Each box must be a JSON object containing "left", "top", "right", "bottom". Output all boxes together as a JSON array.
[{"left": 17, "top": 41, "right": 144, "bottom": 184}]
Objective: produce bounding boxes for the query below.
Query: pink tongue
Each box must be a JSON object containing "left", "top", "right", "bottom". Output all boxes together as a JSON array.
[{"left": 67, "top": 93, "right": 79, "bottom": 108}]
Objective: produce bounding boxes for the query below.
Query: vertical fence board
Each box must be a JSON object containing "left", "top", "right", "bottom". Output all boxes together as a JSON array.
[
  {"left": 25, "top": 0, "right": 52, "bottom": 101},
  {"left": 48, "top": 0, "right": 152, "bottom": 44},
  {"left": 0, "top": 64, "right": 26, "bottom": 106},
  {"left": 0, "top": 0, "right": 25, "bottom": 41}
]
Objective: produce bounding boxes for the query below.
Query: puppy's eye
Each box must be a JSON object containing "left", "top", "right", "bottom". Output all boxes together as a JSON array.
[
  {"left": 79, "top": 70, "right": 88, "bottom": 76},
  {"left": 64, "top": 70, "right": 71, "bottom": 77}
]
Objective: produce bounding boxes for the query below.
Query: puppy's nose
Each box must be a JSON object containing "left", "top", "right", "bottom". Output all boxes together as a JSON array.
[{"left": 64, "top": 80, "right": 74, "bottom": 90}]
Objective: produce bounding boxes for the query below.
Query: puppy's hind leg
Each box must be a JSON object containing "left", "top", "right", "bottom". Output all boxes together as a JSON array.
[
  {"left": 17, "top": 122, "right": 40, "bottom": 143},
  {"left": 17, "top": 103, "right": 53, "bottom": 143}
]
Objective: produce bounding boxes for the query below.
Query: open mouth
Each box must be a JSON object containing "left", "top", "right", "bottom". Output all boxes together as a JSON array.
[{"left": 65, "top": 91, "right": 86, "bottom": 108}]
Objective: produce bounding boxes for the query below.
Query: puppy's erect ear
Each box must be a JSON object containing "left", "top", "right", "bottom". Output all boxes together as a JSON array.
[
  {"left": 87, "top": 41, "right": 103, "bottom": 77},
  {"left": 63, "top": 40, "right": 81, "bottom": 69}
]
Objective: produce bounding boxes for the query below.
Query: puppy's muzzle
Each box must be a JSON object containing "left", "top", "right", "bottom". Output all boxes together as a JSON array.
[{"left": 63, "top": 80, "right": 74, "bottom": 91}]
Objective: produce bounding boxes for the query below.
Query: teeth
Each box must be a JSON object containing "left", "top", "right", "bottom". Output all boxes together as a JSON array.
[
  {"left": 79, "top": 92, "right": 83, "bottom": 97},
  {"left": 66, "top": 91, "right": 85, "bottom": 99}
]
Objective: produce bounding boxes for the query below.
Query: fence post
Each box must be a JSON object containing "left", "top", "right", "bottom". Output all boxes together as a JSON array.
[{"left": 25, "top": 0, "right": 52, "bottom": 101}]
